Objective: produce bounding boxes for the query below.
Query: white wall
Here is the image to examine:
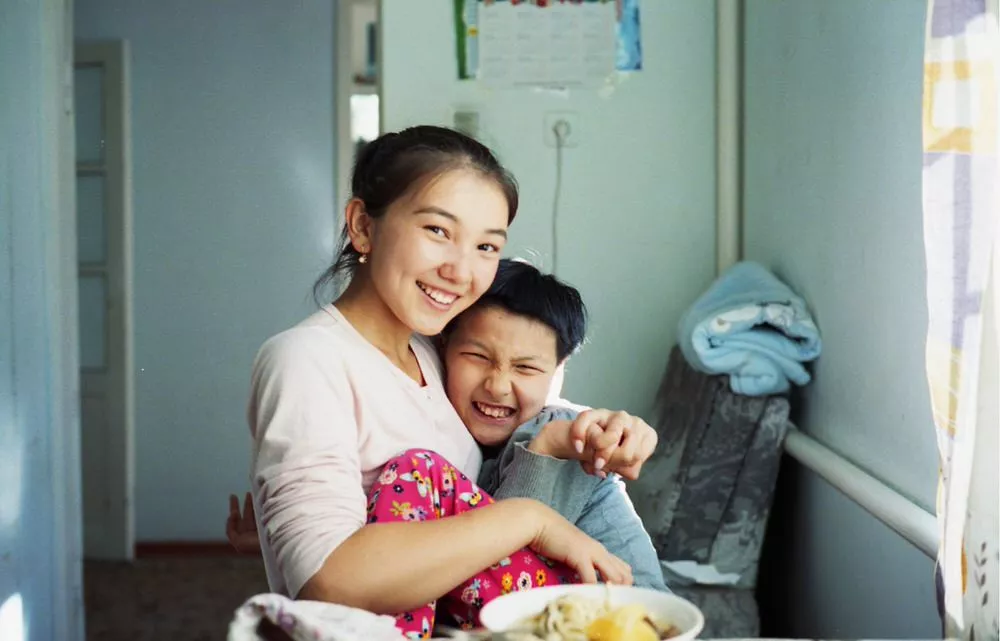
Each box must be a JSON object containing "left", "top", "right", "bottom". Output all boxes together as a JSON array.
[
  {"left": 1, "top": 0, "right": 84, "bottom": 639},
  {"left": 744, "top": 1, "right": 941, "bottom": 636},
  {"left": 74, "top": 0, "right": 337, "bottom": 540},
  {"left": 380, "top": 0, "right": 717, "bottom": 416}
]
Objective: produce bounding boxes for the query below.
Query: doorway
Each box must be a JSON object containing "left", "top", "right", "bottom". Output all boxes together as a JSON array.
[{"left": 74, "top": 40, "right": 135, "bottom": 561}]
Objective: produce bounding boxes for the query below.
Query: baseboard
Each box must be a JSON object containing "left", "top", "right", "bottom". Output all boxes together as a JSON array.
[{"left": 134, "top": 541, "right": 242, "bottom": 558}]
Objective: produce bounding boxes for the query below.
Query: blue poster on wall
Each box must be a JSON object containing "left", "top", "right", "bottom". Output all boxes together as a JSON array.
[{"left": 615, "top": 0, "right": 642, "bottom": 71}]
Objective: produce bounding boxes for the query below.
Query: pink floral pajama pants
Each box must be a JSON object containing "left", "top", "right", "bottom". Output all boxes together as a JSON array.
[{"left": 366, "top": 449, "right": 579, "bottom": 639}]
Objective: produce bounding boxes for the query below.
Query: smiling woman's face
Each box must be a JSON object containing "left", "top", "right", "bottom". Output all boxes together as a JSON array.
[{"left": 363, "top": 168, "right": 510, "bottom": 336}]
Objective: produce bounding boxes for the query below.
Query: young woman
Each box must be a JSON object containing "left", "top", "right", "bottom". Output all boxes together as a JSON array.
[{"left": 248, "top": 126, "right": 655, "bottom": 635}]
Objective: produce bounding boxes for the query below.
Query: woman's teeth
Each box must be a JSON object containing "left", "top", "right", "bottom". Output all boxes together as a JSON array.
[
  {"left": 418, "top": 282, "right": 457, "bottom": 305},
  {"left": 474, "top": 401, "right": 514, "bottom": 419}
]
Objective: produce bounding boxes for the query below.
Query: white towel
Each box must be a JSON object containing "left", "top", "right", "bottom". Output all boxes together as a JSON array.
[{"left": 228, "top": 593, "right": 404, "bottom": 641}]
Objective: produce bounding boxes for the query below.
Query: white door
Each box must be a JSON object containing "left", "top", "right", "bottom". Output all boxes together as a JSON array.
[{"left": 74, "top": 41, "right": 134, "bottom": 561}]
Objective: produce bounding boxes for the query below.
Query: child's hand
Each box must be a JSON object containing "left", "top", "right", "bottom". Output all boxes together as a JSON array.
[
  {"left": 567, "top": 409, "right": 658, "bottom": 480},
  {"left": 226, "top": 492, "right": 263, "bottom": 554}
]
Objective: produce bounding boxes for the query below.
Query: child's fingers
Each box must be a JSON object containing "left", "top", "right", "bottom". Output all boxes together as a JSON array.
[
  {"left": 588, "top": 411, "right": 629, "bottom": 452},
  {"left": 588, "top": 423, "right": 624, "bottom": 471},
  {"left": 610, "top": 430, "right": 640, "bottom": 468},
  {"left": 606, "top": 428, "right": 656, "bottom": 479}
]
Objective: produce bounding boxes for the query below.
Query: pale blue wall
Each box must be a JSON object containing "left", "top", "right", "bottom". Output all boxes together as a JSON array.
[
  {"left": 74, "top": 0, "right": 337, "bottom": 540},
  {"left": 380, "top": 0, "right": 718, "bottom": 417},
  {"left": 744, "top": 1, "right": 941, "bottom": 636}
]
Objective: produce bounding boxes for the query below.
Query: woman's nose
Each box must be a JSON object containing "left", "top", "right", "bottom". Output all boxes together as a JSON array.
[{"left": 439, "top": 247, "right": 473, "bottom": 285}]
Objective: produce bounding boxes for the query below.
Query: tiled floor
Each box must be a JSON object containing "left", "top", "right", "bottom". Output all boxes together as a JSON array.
[{"left": 84, "top": 556, "right": 270, "bottom": 641}]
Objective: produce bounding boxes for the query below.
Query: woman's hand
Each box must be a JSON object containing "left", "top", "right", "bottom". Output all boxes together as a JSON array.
[
  {"left": 527, "top": 410, "right": 658, "bottom": 480},
  {"left": 226, "top": 492, "right": 263, "bottom": 554},
  {"left": 528, "top": 503, "right": 634, "bottom": 585},
  {"left": 569, "top": 409, "right": 658, "bottom": 480}
]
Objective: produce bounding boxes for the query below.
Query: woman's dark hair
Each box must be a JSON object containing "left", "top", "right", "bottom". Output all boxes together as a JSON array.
[{"left": 313, "top": 126, "right": 519, "bottom": 302}]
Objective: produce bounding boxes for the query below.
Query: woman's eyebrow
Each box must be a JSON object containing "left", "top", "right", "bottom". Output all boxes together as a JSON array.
[{"left": 414, "top": 206, "right": 508, "bottom": 239}]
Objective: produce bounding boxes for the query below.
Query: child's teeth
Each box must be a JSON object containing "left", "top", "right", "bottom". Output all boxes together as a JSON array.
[{"left": 476, "top": 402, "right": 512, "bottom": 418}]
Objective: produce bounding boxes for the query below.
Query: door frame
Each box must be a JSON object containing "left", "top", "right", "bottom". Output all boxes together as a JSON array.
[
  {"left": 75, "top": 40, "right": 135, "bottom": 561},
  {"left": 334, "top": 0, "right": 382, "bottom": 212}
]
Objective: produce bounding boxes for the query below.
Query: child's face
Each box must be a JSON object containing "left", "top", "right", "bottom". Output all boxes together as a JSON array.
[{"left": 444, "top": 306, "right": 560, "bottom": 447}]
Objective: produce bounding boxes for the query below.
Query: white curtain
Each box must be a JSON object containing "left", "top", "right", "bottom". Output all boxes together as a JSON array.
[{"left": 922, "top": 1, "right": 1000, "bottom": 638}]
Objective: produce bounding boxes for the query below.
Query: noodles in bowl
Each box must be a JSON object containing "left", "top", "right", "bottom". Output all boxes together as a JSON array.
[
  {"left": 506, "top": 593, "right": 678, "bottom": 640},
  {"left": 478, "top": 585, "right": 704, "bottom": 641}
]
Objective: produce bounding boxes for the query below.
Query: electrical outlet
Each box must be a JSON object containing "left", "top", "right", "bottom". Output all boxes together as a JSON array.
[
  {"left": 544, "top": 111, "right": 580, "bottom": 148},
  {"left": 453, "top": 108, "right": 481, "bottom": 139}
]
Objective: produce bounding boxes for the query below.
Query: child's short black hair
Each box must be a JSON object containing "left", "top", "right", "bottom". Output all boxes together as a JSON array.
[{"left": 447, "top": 259, "right": 587, "bottom": 362}]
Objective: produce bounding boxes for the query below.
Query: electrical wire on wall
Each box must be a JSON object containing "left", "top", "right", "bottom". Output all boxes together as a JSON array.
[{"left": 550, "top": 119, "right": 570, "bottom": 275}]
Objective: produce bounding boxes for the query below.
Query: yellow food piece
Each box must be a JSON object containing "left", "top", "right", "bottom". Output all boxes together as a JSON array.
[{"left": 585, "top": 604, "right": 660, "bottom": 641}]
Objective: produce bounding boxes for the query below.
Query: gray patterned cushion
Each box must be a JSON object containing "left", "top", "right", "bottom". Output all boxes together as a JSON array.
[
  {"left": 627, "top": 347, "right": 790, "bottom": 632},
  {"left": 672, "top": 585, "right": 760, "bottom": 638}
]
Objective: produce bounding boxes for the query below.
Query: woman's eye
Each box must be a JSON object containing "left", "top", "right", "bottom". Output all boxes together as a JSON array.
[
  {"left": 516, "top": 365, "right": 542, "bottom": 374},
  {"left": 478, "top": 243, "right": 500, "bottom": 253},
  {"left": 463, "top": 352, "right": 488, "bottom": 361},
  {"left": 426, "top": 226, "right": 448, "bottom": 238}
]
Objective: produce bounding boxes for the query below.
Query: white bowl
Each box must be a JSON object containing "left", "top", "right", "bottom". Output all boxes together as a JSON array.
[{"left": 478, "top": 584, "right": 704, "bottom": 640}]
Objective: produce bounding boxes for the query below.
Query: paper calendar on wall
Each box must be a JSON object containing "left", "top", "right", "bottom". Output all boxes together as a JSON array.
[{"left": 455, "top": 0, "right": 642, "bottom": 87}]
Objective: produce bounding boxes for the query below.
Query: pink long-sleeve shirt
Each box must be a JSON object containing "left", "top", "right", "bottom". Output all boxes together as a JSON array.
[{"left": 247, "top": 304, "right": 482, "bottom": 597}]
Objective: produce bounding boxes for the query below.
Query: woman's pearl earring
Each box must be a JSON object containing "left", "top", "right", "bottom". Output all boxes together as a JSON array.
[{"left": 358, "top": 252, "right": 368, "bottom": 264}]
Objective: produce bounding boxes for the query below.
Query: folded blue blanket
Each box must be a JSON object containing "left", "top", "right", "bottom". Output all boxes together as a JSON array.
[{"left": 678, "top": 261, "right": 821, "bottom": 396}]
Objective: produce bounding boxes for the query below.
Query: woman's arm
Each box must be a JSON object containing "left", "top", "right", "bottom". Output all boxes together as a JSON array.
[
  {"left": 241, "top": 485, "right": 627, "bottom": 613},
  {"left": 301, "top": 497, "right": 632, "bottom": 613},
  {"left": 479, "top": 406, "right": 658, "bottom": 526},
  {"left": 251, "top": 333, "right": 629, "bottom": 612},
  {"left": 530, "top": 409, "right": 659, "bottom": 480},
  {"left": 299, "top": 498, "right": 540, "bottom": 611}
]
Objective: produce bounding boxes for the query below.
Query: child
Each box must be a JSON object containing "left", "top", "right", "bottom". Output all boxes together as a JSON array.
[
  {"left": 440, "top": 258, "right": 666, "bottom": 591},
  {"left": 228, "top": 259, "right": 665, "bottom": 591}
]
